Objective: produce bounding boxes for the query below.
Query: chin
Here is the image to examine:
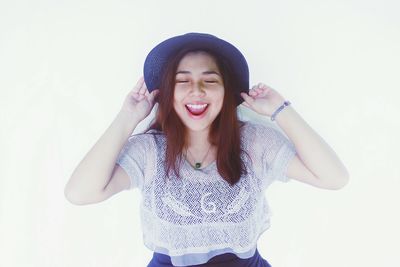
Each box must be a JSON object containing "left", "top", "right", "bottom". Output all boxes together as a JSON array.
[{"left": 182, "top": 121, "right": 212, "bottom": 132}]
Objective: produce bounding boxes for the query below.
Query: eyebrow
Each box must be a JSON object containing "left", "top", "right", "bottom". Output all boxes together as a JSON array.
[{"left": 176, "top": 70, "right": 221, "bottom": 76}]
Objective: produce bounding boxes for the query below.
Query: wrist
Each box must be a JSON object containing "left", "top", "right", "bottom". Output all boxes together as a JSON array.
[
  {"left": 116, "top": 110, "right": 142, "bottom": 132},
  {"left": 271, "top": 100, "right": 291, "bottom": 121}
]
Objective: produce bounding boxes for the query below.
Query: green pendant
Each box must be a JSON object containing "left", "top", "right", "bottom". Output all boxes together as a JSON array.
[{"left": 195, "top": 162, "right": 201, "bottom": 169}]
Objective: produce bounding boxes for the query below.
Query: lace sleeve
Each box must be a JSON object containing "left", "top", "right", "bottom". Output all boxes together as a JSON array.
[
  {"left": 267, "top": 133, "right": 297, "bottom": 183},
  {"left": 252, "top": 122, "right": 297, "bottom": 185},
  {"left": 116, "top": 134, "right": 150, "bottom": 191}
]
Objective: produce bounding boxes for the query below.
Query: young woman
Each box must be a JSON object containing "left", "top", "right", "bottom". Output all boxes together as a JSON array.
[{"left": 65, "top": 33, "right": 349, "bottom": 267}]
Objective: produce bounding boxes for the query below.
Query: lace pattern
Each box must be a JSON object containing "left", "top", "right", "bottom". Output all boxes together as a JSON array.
[{"left": 116, "top": 120, "right": 297, "bottom": 266}]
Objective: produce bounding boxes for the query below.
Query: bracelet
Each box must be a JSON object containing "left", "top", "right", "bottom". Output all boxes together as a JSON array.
[{"left": 271, "top": 100, "right": 291, "bottom": 121}]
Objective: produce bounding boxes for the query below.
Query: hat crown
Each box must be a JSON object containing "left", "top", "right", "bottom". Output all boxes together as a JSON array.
[{"left": 184, "top": 32, "right": 216, "bottom": 38}]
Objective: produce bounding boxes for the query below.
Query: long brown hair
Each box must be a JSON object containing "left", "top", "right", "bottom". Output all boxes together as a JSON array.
[{"left": 145, "top": 47, "right": 250, "bottom": 186}]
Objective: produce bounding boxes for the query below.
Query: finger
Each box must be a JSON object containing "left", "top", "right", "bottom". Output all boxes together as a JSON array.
[
  {"left": 255, "top": 84, "right": 264, "bottom": 91},
  {"left": 138, "top": 79, "right": 148, "bottom": 95},
  {"left": 241, "top": 93, "right": 255, "bottom": 105},
  {"left": 135, "top": 93, "right": 144, "bottom": 101},
  {"left": 241, "top": 101, "right": 250, "bottom": 108},
  {"left": 147, "top": 89, "right": 159, "bottom": 103},
  {"left": 251, "top": 84, "right": 263, "bottom": 95},
  {"left": 257, "top": 82, "right": 265, "bottom": 88},
  {"left": 255, "top": 87, "right": 266, "bottom": 94},
  {"left": 260, "top": 86, "right": 271, "bottom": 94},
  {"left": 144, "top": 82, "right": 156, "bottom": 97},
  {"left": 144, "top": 85, "right": 150, "bottom": 96},
  {"left": 256, "top": 83, "right": 269, "bottom": 93},
  {"left": 249, "top": 89, "right": 258, "bottom": 96},
  {"left": 130, "top": 76, "right": 145, "bottom": 94}
]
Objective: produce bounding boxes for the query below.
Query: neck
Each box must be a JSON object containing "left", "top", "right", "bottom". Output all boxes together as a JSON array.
[
  {"left": 184, "top": 128, "right": 216, "bottom": 169},
  {"left": 185, "top": 128, "right": 211, "bottom": 150}
]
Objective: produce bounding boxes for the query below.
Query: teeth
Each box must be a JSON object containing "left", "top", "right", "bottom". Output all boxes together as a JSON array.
[{"left": 186, "top": 104, "right": 208, "bottom": 110}]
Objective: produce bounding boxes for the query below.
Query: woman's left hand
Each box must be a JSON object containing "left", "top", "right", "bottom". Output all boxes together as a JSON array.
[{"left": 240, "top": 83, "right": 286, "bottom": 117}]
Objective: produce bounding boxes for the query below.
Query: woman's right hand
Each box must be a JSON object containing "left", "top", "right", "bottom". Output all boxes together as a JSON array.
[{"left": 120, "top": 76, "right": 159, "bottom": 122}]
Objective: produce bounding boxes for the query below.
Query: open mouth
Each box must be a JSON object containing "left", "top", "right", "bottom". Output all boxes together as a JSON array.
[{"left": 185, "top": 103, "right": 209, "bottom": 116}]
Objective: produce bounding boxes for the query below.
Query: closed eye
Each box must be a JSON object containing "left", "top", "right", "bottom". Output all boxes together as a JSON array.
[{"left": 175, "top": 80, "right": 218, "bottom": 84}]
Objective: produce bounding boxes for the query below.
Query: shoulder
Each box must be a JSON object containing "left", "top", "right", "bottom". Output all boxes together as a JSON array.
[
  {"left": 127, "top": 129, "right": 167, "bottom": 154},
  {"left": 121, "top": 130, "right": 162, "bottom": 153},
  {"left": 127, "top": 129, "right": 163, "bottom": 142},
  {"left": 240, "top": 120, "right": 289, "bottom": 146},
  {"left": 240, "top": 120, "right": 277, "bottom": 135}
]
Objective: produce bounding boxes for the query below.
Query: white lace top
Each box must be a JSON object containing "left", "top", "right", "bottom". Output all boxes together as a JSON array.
[{"left": 116, "top": 120, "right": 297, "bottom": 266}]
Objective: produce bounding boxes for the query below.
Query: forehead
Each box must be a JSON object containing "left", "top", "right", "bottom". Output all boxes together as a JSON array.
[{"left": 177, "top": 51, "right": 219, "bottom": 70}]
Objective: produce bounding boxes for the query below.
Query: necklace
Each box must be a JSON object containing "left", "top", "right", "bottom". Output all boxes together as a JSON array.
[{"left": 185, "top": 144, "right": 212, "bottom": 170}]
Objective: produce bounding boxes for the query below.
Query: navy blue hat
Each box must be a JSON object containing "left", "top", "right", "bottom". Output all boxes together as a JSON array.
[{"left": 143, "top": 32, "right": 249, "bottom": 106}]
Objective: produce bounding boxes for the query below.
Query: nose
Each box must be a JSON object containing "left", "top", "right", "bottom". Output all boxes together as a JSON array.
[{"left": 190, "top": 82, "right": 206, "bottom": 96}]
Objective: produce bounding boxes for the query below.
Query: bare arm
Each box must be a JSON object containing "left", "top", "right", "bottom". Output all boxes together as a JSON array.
[
  {"left": 241, "top": 83, "right": 349, "bottom": 190},
  {"left": 64, "top": 111, "right": 141, "bottom": 205},
  {"left": 275, "top": 105, "right": 349, "bottom": 189},
  {"left": 64, "top": 77, "right": 159, "bottom": 205}
]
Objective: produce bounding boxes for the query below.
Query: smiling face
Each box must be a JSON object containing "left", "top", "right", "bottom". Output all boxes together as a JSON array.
[{"left": 173, "top": 51, "right": 225, "bottom": 133}]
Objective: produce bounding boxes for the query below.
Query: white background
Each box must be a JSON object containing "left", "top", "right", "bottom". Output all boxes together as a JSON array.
[{"left": 1, "top": 0, "right": 399, "bottom": 266}]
